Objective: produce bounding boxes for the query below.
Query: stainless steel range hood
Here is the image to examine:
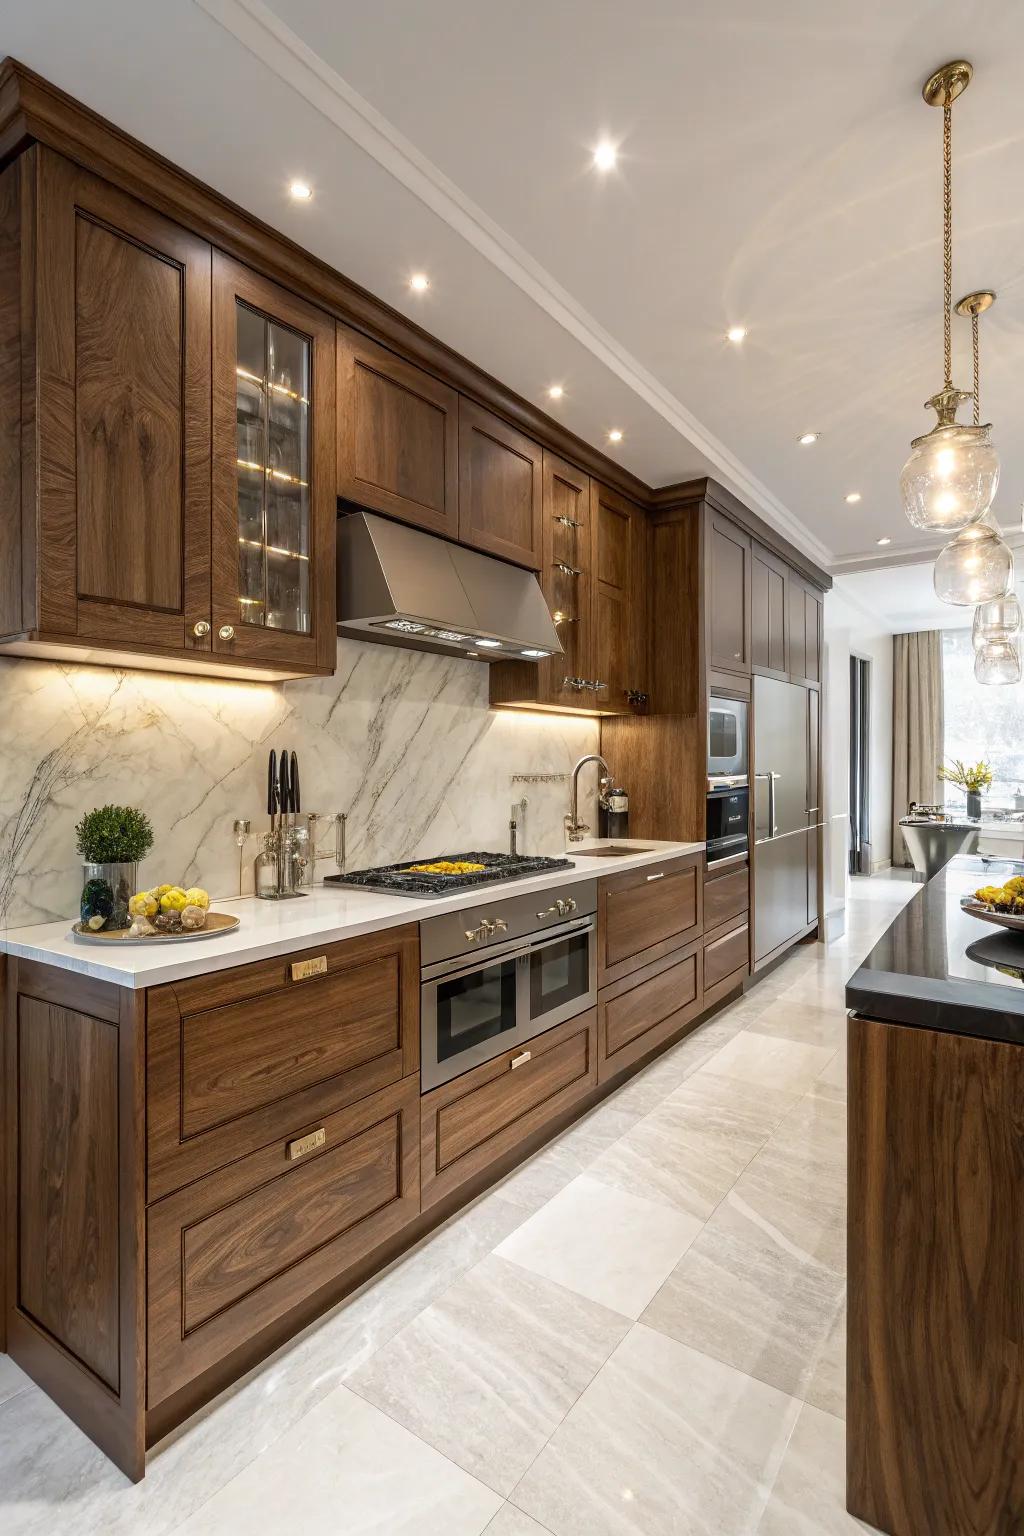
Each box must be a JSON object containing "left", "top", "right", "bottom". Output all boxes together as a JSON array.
[{"left": 337, "top": 510, "right": 562, "bottom": 662}]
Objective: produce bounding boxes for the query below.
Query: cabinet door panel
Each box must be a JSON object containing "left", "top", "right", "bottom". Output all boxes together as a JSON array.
[
  {"left": 707, "top": 512, "right": 751, "bottom": 673},
  {"left": 804, "top": 587, "right": 822, "bottom": 684},
  {"left": 337, "top": 325, "right": 458, "bottom": 538},
  {"left": 541, "top": 453, "right": 591, "bottom": 702},
  {"left": 592, "top": 482, "right": 647, "bottom": 710},
  {"left": 598, "top": 854, "right": 703, "bottom": 983},
  {"left": 458, "top": 399, "right": 542, "bottom": 568},
  {"left": 787, "top": 577, "right": 807, "bottom": 681},
  {"left": 212, "top": 253, "right": 335, "bottom": 672},
  {"left": 751, "top": 543, "right": 788, "bottom": 677},
  {"left": 34, "top": 149, "right": 212, "bottom": 651},
  {"left": 597, "top": 948, "right": 701, "bottom": 1082}
]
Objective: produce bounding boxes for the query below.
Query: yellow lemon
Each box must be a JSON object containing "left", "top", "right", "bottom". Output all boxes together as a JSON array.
[
  {"left": 185, "top": 886, "right": 210, "bottom": 910},
  {"left": 160, "top": 887, "right": 188, "bottom": 912},
  {"left": 152, "top": 883, "right": 174, "bottom": 898},
  {"left": 128, "top": 891, "right": 158, "bottom": 918}
]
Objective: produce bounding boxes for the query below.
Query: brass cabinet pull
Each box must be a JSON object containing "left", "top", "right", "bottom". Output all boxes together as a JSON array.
[
  {"left": 291, "top": 954, "right": 328, "bottom": 981},
  {"left": 646, "top": 872, "right": 665, "bottom": 882},
  {"left": 287, "top": 1126, "right": 326, "bottom": 1160},
  {"left": 510, "top": 1050, "right": 532, "bottom": 1070}
]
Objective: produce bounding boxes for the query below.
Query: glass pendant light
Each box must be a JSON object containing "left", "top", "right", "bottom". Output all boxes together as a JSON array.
[
  {"left": 973, "top": 593, "right": 1022, "bottom": 648},
  {"left": 900, "top": 61, "right": 1000, "bottom": 532},
  {"left": 975, "top": 638, "right": 1022, "bottom": 685},
  {"left": 934, "top": 520, "right": 1013, "bottom": 606}
]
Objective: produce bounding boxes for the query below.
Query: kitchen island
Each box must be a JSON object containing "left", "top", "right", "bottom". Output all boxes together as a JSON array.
[
  {"left": 2, "top": 836, "right": 756, "bottom": 1481},
  {"left": 845, "top": 855, "right": 1024, "bottom": 1536}
]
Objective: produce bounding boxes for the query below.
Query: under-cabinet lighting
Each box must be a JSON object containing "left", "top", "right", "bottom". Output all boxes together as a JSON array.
[
  {"left": 521, "top": 649, "right": 551, "bottom": 658},
  {"left": 474, "top": 638, "right": 503, "bottom": 649},
  {"left": 236, "top": 366, "right": 308, "bottom": 405},
  {"left": 236, "top": 459, "right": 308, "bottom": 489}
]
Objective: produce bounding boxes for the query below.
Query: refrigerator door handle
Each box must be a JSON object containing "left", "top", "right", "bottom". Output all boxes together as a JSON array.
[{"left": 768, "top": 771, "right": 779, "bottom": 838}]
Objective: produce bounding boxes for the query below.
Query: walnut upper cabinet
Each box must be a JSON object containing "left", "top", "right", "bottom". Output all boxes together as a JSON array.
[
  {"left": 457, "top": 398, "right": 543, "bottom": 569},
  {"left": 705, "top": 510, "right": 751, "bottom": 676},
  {"left": 751, "top": 542, "right": 789, "bottom": 679},
  {"left": 2, "top": 147, "right": 213, "bottom": 658},
  {"left": 592, "top": 481, "right": 649, "bottom": 710},
  {"left": 336, "top": 323, "right": 458, "bottom": 540},
  {"left": 786, "top": 572, "right": 822, "bottom": 687},
  {"left": 212, "top": 254, "right": 336, "bottom": 673}
]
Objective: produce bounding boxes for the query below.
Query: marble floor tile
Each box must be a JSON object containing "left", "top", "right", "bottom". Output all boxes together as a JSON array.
[
  {"left": 0, "top": 1352, "right": 31, "bottom": 1406},
  {"left": 743, "top": 997, "right": 846, "bottom": 1050},
  {"left": 495, "top": 1175, "right": 702, "bottom": 1319},
  {"left": 175, "top": 1385, "right": 501, "bottom": 1535},
  {"left": 512, "top": 1323, "right": 801, "bottom": 1536},
  {"left": 698, "top": 1028, "right": 835, "bottom": 1098},
  {"left": 485, "top": 1507, "right": 556, "bottom": 1536},
  {"left": 347, "top": 1254, "right": 629, "bottom": 1496},
  {"left": 804, "top": 1304, "right": 846, "bottom": 1419},
  {"left": 587, "top": 1070, "right": 796, "bottom": 1221},
  {"left": 755, "top": 1403, "right": 860, "bottom": 1534},
  {"left": 815, "top": 1046, "right": 848, "bottom": 1103},
  {"left": 727, "top": 1119, "right": 847, "bottom": 1278},
  {"left": 641, "top": 1182, "right": 846, "bottom": 1401}
]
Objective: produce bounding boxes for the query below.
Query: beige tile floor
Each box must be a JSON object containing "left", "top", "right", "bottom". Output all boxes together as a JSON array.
[{"left": 0, "top": 873, "right": 915, "bottom": 1535}]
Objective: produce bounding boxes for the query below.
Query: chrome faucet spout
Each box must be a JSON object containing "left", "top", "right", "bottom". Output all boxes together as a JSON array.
[{"left": 566, "top": 754, "right": 612, "bottom": 843}]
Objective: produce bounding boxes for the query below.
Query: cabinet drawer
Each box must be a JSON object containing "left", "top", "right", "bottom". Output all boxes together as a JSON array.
[
  {"left": 703, "top": 866, "right": 749, "bottom": 930},
  {"left": 147, "top": 1075, "right": 419, "bottom": 1407},
  {"left": 421, "top": 1011, "right": 597, "bottom": 1210},
  {"left": 147, "top": 926, "right": 419, "bottom": 1200},
  {"left": 598, "top": 946, "right": 701, "bottom": 1083},
  {"left": 598, "top": 855, "right": 702, "bottom": 983},
  {"left": 703, "top": 921, "right": 749, "bottom": 991}
]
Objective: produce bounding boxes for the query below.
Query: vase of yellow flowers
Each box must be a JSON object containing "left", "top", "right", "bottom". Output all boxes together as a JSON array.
[{"left": 937, "top": 759, "right": 993, "bottom": 822}]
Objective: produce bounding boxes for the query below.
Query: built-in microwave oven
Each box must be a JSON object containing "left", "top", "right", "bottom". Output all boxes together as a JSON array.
[{"left": 708, "top": 694, "right": 748, "bottom": 782}]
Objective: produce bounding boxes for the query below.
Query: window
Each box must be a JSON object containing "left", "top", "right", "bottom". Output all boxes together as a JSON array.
[{"left": 941, "top": 629, "right": 1024, "bottom": 810}]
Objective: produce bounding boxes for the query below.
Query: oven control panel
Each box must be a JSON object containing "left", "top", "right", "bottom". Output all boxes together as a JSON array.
[{"left": 420, "top": 880, "right": 597, "bottom": 968}]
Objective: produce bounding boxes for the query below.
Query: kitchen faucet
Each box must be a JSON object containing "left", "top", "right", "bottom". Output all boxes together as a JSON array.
[{"left": 565, "top": 754, "right": 612, "bottom": 843}]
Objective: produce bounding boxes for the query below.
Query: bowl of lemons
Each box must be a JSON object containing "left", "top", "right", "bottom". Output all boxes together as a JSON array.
[
  {"left": 72, "top": 882, "right": 240, "bottom": 944},
  {"left": 962, "top": 875, "right": 1024, "bottom": 932}
]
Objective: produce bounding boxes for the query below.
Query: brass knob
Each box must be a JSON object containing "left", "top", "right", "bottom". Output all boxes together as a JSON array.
[
  {"left": 192, "top": 620, "right": 210, "bottom": 638},
  {"left": 219, "top": 624, "right": 235, "bottom": 641}
]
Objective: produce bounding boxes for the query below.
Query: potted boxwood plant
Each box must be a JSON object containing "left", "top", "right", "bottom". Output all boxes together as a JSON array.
[
  {"left": 76, "top": 804, "right": 154, "bottom": 931},
  {"left": 937, "top": 758, "right": 993, "bottom": 822}
]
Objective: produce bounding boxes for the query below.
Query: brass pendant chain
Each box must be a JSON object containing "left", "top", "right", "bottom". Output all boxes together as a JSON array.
[
  {"left": 971, "top": 310, "right": 980, "bottom": 425},
  {"left": 943, "top": 102, "right": 953, "bottom": 391}
]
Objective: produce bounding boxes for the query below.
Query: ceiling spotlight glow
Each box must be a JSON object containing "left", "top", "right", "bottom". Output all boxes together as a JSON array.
[
  {"left": 593, "top": 140, "right": 617, "bottom": 171},
  {"left": 547, "top": 385, "right": 564, "bottom": 400},
  {"left": 876, "top": 536, "right": 892, "bottom": 545},
  {"left": 608, "top": 429, "right": 623, "bottom": 443},
  {"left": 845, "top": 492, "right": 862, "bottom": 504},
  {"left": 799, "top": 432, "right": 819, "bottom": 446},
  {"left": 409, "top": 273, "right": 430, "bottom": 292},
  {"left": 726, "top": 326, "right": 747, "bottom": 344},
  {"left": 289, "top": 180, "right": 313, "bottom": 201}
]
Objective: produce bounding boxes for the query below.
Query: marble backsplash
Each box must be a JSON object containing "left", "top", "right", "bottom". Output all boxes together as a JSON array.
[{"left": 0, "top": 638, "right": 600, "bottom": 930}]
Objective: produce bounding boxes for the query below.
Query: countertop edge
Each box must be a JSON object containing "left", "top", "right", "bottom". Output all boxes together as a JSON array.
[{"left": 2, "top": 840, "right": 705, "bottom": 988}]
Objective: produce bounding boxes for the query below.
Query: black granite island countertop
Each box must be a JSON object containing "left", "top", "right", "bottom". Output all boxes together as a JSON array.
[{"left": 846, "top": 854, "right": 1024, "bottom": 1045}]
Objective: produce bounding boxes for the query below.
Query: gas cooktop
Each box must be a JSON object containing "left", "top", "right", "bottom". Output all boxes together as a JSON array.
[{"left": 325, "top": 851, "right": 574, "bottom": 898}]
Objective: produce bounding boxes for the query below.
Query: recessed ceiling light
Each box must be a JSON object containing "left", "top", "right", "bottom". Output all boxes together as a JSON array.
[
  {"left": 726, "top": 326, "right": 747, "bottom": 344},
  {"left": 607, "top": 429, "right": 623, "bottom": 443},
  {"left": 409, "top": 273, "right": 430, "bottom": 292},
  {"left": 799, "top": 432, "right": 819, "bottom": 446},
  {"left": 845, "top": 492, "right": 862, "bottom": 504},
  {"left": 289, "top": 180, "right": 313, "bottom": 201},
  {"left": 876, "top": 536, "right": 892, "bottom": 546},
  {"left": 547, "top": 385, "right": 564, "bottom": 400},
  {"left": 593, "top": 140, "right": 617, "bottom": 171}
]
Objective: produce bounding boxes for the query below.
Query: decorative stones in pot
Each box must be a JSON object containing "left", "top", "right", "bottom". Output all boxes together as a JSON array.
[{"left": 75, "top": 805, "right": 154, "bottom": 931}]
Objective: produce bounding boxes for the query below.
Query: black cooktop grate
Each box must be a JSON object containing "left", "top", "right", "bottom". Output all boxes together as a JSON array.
[{"left": 325, "top": 851, "right": 574, "bottom": 898}]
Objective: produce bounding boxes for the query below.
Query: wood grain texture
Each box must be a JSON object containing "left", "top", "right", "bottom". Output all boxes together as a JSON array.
[
  {"left": 702, "top": 865, "right": 749, "bottom": 930},
  {"left": 457, "top": 396, "right": 542, "bottom": 569},
  {"left": 598, "top": 853, "right": 703, "bottom": 983},
  {"left": 420, "top": 1010, "right": 597, "bottom": 1209},
  {"left": 147, "top": 925, "right": 419, "bottom": 1200},
  {"left": 598, "top": 945, "right": 700, "bottom": 1080},
  {"left": 74, "top": 216, "right": 183, "bottom": 610},
  {"left": 702, "top": 921, "right": 749, "bottom": 990},
  {"left": 17, "top": 995, "right": 120, "bottom": 1388},
  {"left": 0, "top": 158, "right": 21, "bottom": 635},
  {"left": 591, "top": 481, "right": 648, "bottom": 709},
  {"left": 337, "top": 321, "right": 458, "bottom": 537},
  {"left": 705, "top": 508, "right": 751, "bottom": 675},
  {"left": 32, "top": 148, "right": 212, "bottom": 650},
  {"left": 211, "top": 250, "right": 336, "bottom": 672},
  {"left": 848, "top": 1015, "right": 1024, "bottom": 1536},
  {"left": 649, "top": 475, "right": 831, "bottom": 593},
  {"left": 751, "top": 541, "right": 788, "bottom": 679},
  {"left": 147, "top": 1074, "right": 420, "bottom": 1407}
]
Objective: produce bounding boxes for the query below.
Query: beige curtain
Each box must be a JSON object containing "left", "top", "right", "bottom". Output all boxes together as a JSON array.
[{"left": 891, "top": 630, "right": 944, "bottom": 867}]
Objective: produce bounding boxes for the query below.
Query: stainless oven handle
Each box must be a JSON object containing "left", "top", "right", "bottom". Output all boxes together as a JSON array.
[
  {"left": 525, "top": 917, "right": 596, "bottom": 956},
  {"left": 707, "top": 849, "right": 748, "bottom": 869},
  {"left": 423, "top": 941, "right": 533, "bottom": 988}
]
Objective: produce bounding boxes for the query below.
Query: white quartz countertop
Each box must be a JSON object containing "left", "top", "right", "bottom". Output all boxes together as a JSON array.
[{"left": 1, "top": 839, "right": 704, "bottom": 989}]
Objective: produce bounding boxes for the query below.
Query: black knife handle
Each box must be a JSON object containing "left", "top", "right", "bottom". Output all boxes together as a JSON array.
[
  {"left": 279, "top": 749, "right": 291, "bottom": 817},
  {"left": 268, "top": 749, "right": 277, "bottom": 818},
  {"left": 290, "top": 751, "right": 301, "bottom": 815}
]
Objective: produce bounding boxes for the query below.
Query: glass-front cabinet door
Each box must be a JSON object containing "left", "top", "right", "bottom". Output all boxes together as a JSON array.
[{"left": 212, "top": 253, "right": 335, "bottom": 672}]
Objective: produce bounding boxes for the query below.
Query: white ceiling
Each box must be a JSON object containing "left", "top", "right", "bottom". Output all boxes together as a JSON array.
[{"left": 4, "top": 0, "right": 1024, "bottom": 567}]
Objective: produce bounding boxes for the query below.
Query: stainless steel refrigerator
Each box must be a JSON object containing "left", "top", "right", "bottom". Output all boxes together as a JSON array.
[{"left": 752, "top": 676, "right": 822, "bottom": 966}]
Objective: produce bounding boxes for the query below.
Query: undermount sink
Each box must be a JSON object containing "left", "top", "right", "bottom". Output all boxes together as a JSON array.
[{"left": 570, "top": 845, "right": 655, "bottom": 858}]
